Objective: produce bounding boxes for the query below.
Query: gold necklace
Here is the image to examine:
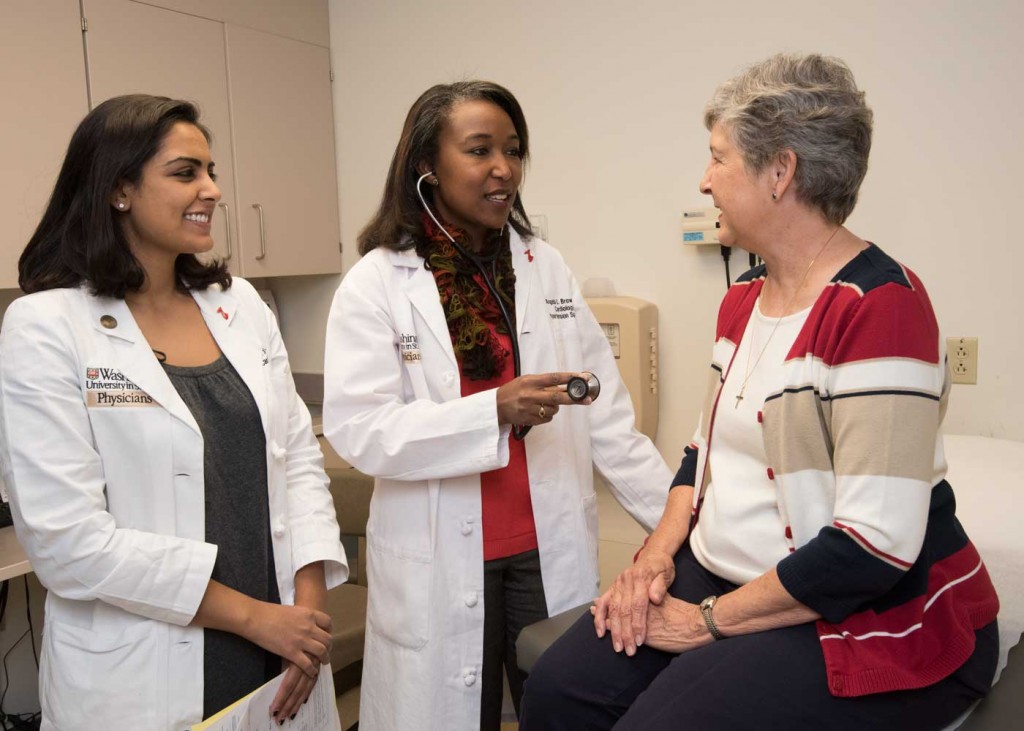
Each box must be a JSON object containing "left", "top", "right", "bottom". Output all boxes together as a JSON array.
[{"left": 734, "top": 227, "right": 841, "bottom": 408}]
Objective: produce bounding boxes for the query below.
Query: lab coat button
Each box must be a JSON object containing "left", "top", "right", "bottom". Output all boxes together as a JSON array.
[
  {"left": 271, "top": 443, "right": 287, "bottom": 460},
  {"left": 442, "top": 371, "right": 456, "bottom": 386},
  {"left": 460, "top": 521, "right": 473, "bottom": 536},
  {"left": 463, "top": 669, "right": 476, "bottom": 686},
  {"left": 465, "top": 592, "right": 478, "bottom": 607},
  {"left": 100, "top": 315, "right": 117, "bottom": 329},
  {"left": 272, "top": 523, "right": 285, "bottom": 538}
]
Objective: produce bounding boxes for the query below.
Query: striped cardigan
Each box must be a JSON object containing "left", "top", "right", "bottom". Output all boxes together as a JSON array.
[{"left": 674, "top": 244, "right": 999, "bottom": 697}]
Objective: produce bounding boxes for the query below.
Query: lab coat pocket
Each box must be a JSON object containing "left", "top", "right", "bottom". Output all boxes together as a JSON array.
[
  {"left": 366, "top": 537, "right": 431, "bottom": 650},
  {"left": 40, "top": 619, "right": 157, "bottom": 727}
]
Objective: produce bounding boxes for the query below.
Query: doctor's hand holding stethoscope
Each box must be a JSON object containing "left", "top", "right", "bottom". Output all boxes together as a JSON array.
[{"left": 496, "top": 370, "right": 598, "bottom": 429}]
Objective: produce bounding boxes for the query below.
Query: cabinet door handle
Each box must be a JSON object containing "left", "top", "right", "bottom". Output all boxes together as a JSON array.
[
  {"left": 252, "top": 203, "right": 267, "bottom": 260},
  {"left": 218, "top": 202, "right": 232, "bottom": 260}
]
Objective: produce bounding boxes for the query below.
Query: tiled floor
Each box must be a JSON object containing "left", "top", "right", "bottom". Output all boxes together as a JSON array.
[{"left": 335, "top": 476, "right": 650, "bottom": 729}]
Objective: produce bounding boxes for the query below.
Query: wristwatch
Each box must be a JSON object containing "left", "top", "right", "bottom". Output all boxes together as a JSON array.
[{"left": 699, "top": 595, "right": 725, "bottom": 640}]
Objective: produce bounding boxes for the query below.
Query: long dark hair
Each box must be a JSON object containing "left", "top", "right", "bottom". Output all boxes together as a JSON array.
[
  {"left": 358, "top": 81, "right": 534, "bottom": 256},
  {"left": 18, "top": 94, "right": 230, "bottom": 297}
]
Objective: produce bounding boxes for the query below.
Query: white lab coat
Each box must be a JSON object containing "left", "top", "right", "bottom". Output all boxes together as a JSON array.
[
  {"left": 0, "top": 279, "right": 348, "bottom": 731},
  {"left": 324, "top": 232, "right": 671, "bottom": 730}
]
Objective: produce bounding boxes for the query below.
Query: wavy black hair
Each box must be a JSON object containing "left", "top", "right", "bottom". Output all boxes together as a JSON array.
[{"left": 19, "top": 94, "right": 230, "bottom": 296}]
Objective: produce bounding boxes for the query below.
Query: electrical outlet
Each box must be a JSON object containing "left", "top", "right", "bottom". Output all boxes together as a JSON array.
[{"left": 947, "top": 336, "right": 978, "bottom": 385}]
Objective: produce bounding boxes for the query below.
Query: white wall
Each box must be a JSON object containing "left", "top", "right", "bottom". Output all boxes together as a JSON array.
[{"left": 326, "top": 0, "right": 1024, "bottom": 455}]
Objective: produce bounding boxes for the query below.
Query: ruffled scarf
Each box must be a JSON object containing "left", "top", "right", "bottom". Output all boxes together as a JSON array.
[{"left": 418, "top": 214, "right": 517, "bottom": 381}]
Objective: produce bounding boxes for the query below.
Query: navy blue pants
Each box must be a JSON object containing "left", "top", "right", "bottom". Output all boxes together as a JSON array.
[{"left": 520, "top": 546, "right": 997, "bottom": 731}]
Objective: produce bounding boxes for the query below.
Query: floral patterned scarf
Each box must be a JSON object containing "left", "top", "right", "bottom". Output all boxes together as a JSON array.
[{"left": 418, "top": 214, "right": 517, "bottom": 381}]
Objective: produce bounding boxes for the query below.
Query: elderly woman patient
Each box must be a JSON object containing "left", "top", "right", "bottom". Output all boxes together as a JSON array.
[{"left": 519, "top": 53, "right": 999, "bottom": 731}]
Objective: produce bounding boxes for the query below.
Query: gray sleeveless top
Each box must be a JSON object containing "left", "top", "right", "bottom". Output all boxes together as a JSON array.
[{"left": 162, "top": 354, "right": 280, "bottom": 718}]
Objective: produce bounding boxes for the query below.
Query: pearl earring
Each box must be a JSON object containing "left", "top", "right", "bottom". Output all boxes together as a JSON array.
[
  {"left": 117, "top": 202, "right": 126, "bottom": 210},
  {"left": 771, "top": 191, "right": 777, "bottom": 200}
]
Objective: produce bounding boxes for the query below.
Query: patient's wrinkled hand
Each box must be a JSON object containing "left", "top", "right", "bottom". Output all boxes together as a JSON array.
[
  {"left": 592, "top": 548, "right": 676, "bottom": 656},
  {"left": 644, "top": 597, "right": 712, "bottom": 654}
]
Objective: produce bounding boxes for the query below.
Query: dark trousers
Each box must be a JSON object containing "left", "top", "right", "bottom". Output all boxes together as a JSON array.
[
  {"left": 481, "top": 548, "right": 549, "bottom": 731},
  {"left": 520, "top": 545, "right": 998, "bottom": 731}
]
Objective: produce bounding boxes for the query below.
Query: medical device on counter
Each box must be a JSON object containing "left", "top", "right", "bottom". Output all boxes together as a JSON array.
[{"left": 584, "top": 297, "right": 659, "bottom": 440}]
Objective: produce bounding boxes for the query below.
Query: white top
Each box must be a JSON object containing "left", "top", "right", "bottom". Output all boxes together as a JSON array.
[{"left": 690, "top": 298, "right": 811, "bottom": 585}]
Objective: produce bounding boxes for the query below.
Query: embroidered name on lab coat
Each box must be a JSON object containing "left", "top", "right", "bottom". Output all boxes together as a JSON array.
[
  {"left": 546, "top": 297, "right": 576, "bottom": 320},
  {"left": 399, "top": 333, "right": 421, "bottom": 362},
  {"left": 84, "top": 367, "right": 156, "bottom": 407}
]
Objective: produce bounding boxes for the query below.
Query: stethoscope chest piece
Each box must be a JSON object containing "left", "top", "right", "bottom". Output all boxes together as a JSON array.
[{"left": 567, "top": 372, "right": 601, "bottom": 403}]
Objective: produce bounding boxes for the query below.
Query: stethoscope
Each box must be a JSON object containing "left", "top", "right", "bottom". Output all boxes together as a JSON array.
[{"left": 415, "top": 172, "right": 599, "bottom": 440}]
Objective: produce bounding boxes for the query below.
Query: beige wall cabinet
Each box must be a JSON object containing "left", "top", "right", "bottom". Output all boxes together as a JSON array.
[
  {"left": 0, "top": 0, "right": 89, "bottom": 289},
  {"left": 128, "top": 0, "right": 330, "bottom": 47},
  {"left": 1, "top": 0, "right": 340, "bottom": 288},
  {"left": 84, "top": 0, "right": 241, "bottom": 267},
  {"left": 82, "top": 0, "right": 341, "bottom": 277},
  {"left": 225, "top": 24, "right": 342, "bottom": 277}
]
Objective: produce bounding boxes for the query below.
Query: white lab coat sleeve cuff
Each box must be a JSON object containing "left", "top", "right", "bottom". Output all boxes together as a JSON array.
[
  {"left": 333, "top": 387, "right": 510, "bottom": 481},
  {"left": 109, "top": 538, "right": 218, "bottom": 626},
  {"left": 172, "top": 541, "right": 219, "bottom": 625},
  {"left": 290, "top": 518, "right": 350, "bottom": 590},
  {"left": 384, "top": 387, "right": 509, "bottom": 480}
]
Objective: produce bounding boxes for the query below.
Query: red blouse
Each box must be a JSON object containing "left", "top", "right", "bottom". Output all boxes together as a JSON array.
[{"left": 460, "top": 325, "right": 538, "bottom": 561}]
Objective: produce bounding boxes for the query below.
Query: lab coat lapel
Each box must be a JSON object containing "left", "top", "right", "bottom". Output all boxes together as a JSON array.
[
  {"left": 86, "top": 295, "right": 201, "bottom": 435},
  {"left": 193, "top": 288, "right": 271, "bottom": 436},
  {"left": 511, "top": 229, "right": 535, "bottom": 337},
  {"left": 397, "top": 251, "right": 458, "bottom": 368}
]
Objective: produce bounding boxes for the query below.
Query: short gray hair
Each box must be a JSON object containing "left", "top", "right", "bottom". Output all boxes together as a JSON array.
[{"left": 704, "top": 53, "right": 873, "bottom": 224}]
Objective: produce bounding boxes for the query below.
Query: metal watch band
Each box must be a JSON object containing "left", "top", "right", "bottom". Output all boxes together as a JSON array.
[{"left": 700, "top": 595, "right": 725, "bottom": 641}]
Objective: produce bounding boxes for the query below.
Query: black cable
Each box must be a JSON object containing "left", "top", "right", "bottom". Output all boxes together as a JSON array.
[
  {"left": 0, "top": 628, "right": 30, "bottom": 717},
  {"left": 22, "top": 579, "right": 36, "bottom": 670},
  {"left": 0, "top": 580, "right": 41, "bottom": 730},
  {"left": 720, "top": 245, "right": 732, "bottom": 290}
]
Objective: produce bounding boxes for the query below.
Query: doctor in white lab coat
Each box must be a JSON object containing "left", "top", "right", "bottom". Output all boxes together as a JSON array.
[
  {"left": 0, "top": 95, "right": 347, "bottom": 730},
  {"left": 324, "top": 81, "right": 671, "bottom": 730}
]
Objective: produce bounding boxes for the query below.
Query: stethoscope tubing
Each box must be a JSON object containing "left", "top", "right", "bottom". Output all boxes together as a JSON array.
[{"left": 416, "top": 172, "right": 531, "bottom": 440}]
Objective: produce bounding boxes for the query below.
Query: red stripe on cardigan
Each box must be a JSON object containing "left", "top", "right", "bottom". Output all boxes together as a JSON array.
[
  {"left": 816, "top": 542, "right": 999, "bottom": 697},
  {"left": 833, "top": 521, "right": 914, "bottom": 569}
]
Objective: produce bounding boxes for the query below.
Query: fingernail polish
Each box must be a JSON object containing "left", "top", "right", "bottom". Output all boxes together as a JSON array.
[{"left": 290, "top": 714, "right": 297, "bottom": 720}]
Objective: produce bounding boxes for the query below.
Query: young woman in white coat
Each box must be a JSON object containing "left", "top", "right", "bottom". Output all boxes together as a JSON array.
[
  {"left": 323, "top": 81, "right": 673, "bottom": 730},
  {"left": 0, "top": 95, "right": 348, "bottom": 730}
]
